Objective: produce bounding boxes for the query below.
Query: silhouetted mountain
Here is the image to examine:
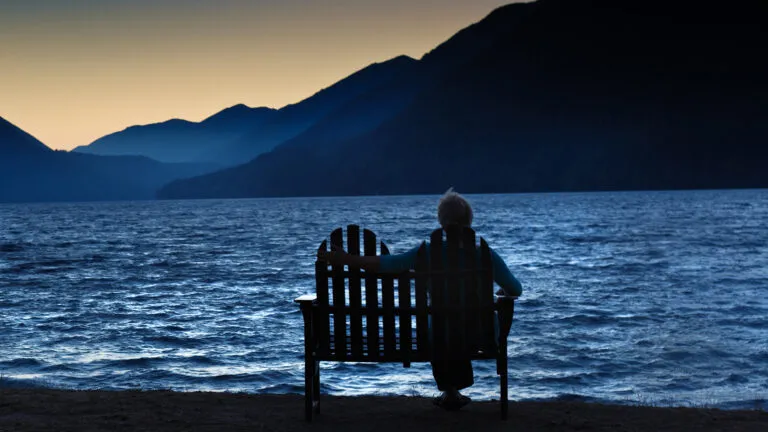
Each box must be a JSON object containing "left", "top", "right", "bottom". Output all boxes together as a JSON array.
[
  {"left": 199, "top": 104, "right": 276, "bottom": 132},
  {"left": 0, "top": 117, "right": 53, "bottom": 156},
  {"left": 76, "top": 55, "right": 417, "bottom": 167},
  {"left": 159, "top": 0, "right": 768, "bottom": 199},
  {"left": 214, "top": 55, "right": 419, "bottom": 165},
  {"left": 72, "top": 105, "right": 277, "bottom": 164},
  {"left": 0, "top": 117, "right": 216, "bottom": 203}
]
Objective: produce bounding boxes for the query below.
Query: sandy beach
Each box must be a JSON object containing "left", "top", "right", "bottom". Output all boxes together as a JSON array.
[{"left": 0, "top": 389, "right": 765, "bottom": 431}]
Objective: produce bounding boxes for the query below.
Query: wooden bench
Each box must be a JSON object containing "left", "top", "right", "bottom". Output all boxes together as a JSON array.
[{"left": 295, "top": 224, "right": 517, "bottom": 421}]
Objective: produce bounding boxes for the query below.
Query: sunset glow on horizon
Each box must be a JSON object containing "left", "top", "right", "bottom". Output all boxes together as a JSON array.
[{"left": 1, "top": 0, "right": 523, "bottom": 150}]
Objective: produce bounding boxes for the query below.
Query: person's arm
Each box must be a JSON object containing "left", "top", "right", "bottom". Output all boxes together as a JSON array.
[
  {"left": 379, "top": 245, "right": 420, "bottom": 272},
  {"left": 317, "top": 244, "right": 421, "bottom": 273},
  {"left": 490, "top": 249, "right": 523, "bottom": 297},
  {"left": 318, "top": 248, "right": 381, "bottom": 271}
]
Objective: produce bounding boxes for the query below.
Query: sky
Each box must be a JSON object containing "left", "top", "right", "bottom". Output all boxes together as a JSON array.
[{"left": 1, "top": 0, "right": 523, "bottom": 150}]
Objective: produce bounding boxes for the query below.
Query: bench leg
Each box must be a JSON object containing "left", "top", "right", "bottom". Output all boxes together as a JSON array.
[
  {"left": 500, "top": 371, "right": 508, "bottom": 420},
  {"left": 301, "top": 306, "right": 316, "bottom": 422},
  {"left": 313, "top": 361, "right": 321, "bottom": 414},
  {"left": 499, "top": 343, "right": 509, "bottom": 420},
  {"left": 305, "top": 355, "right": 315, "bottom": 421}
]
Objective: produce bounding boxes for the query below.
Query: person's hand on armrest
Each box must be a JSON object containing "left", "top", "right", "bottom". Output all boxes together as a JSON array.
[
  {"left": 317, "top": 245, "right": 349, "bottom": 267},
  {"left": 317, "top": 245, "right": 381, "bottom": 271}
]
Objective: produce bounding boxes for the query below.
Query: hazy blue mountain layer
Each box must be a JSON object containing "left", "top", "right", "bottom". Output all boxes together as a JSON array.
[
  {"left": 74, "top": 56, "right": 419, "bottom": 167},
  {"left": 72, "top": 104, "right": 277, "bottom": 164},
  {"left": 0, "top": 116, "right": 216, "bottom": 203},
  {"left": 212, "top": 55, "right": 420, "bottom": 166}
]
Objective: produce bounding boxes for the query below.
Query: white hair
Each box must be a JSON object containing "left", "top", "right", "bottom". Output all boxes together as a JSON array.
[{"left": 437, "top": 187, "right": 473, "bottom": 227}]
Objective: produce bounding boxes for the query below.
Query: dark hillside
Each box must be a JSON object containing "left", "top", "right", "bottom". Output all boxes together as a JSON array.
[
  {"left": 0, "top": 117, "right": 214, "bottom": 203},
  {"left": 152, "top": 0, "right": 765, "bottom": 198},
  {"left": 0, "top": 116, "right": 53, "bottom": 156}
]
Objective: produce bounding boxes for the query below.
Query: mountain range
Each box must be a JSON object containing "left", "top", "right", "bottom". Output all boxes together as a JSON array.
[
  {"left": 0, "top": 117, "right": 215, "bottom": 203},
  {"left": 72, "top": 104, "right": 276, "bottom": 164},
  {"left": 4, "top": 0, "right": 767, "bottom": 203},
  {"left": 73, "top": 55, "right": 419, "bottom": 166},
  {"left": 158, "top": 0, "right": 768, "bottom": 199}
]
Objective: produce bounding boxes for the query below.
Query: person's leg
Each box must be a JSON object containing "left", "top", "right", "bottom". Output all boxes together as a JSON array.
[
  {"left": 432, "top": 356, "right": 474, "bottom": 391},
  {"left": 432, "top": 355, "right": 474, "bottom": 410}
]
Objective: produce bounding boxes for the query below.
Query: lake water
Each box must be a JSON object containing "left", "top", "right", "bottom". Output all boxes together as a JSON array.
[{"left": 1, "top": 190, "right": 766, "bottom": 409}]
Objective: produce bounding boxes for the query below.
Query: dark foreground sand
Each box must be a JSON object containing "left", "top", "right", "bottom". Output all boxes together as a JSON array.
[{"left": 0, "top": 390, "right": 766, "bottom": 431}]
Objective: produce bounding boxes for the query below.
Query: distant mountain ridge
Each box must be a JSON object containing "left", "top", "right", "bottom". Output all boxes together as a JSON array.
[
  {"left": 72, "top": 104, "right": 277, "bottom": 164},
  {"left": 0, "top": 116, "right": 216, "bottom": 203},
  {"left": 211, "top": 55, "right": 419, "bottom": 165},
  {"left": 0, "top": 117, "right": 53, "bottom": 156},
  {"left": 158, "top": 0, "right": 768, "bottom": 199},
  {"left": 74, "top": 56, "right": 419, "bottom": 167},
  {"left": 201, "top": 104, "right": 272, "bottom": 130}
]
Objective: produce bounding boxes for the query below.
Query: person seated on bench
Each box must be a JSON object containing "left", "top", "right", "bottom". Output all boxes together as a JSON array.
[{"left": 319, "top": 188, "right": 523, "bottom": 411}]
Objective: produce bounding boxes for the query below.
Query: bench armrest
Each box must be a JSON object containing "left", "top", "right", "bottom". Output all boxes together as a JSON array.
[
  {"left": 294, "top": 294, "right": 317, "bottom": 304},
  {"left": 495, "top": 295, "right": 518, "bottom": 311},
  {"left": 494, "top": 295, "right": 517, "bottom": 342}
]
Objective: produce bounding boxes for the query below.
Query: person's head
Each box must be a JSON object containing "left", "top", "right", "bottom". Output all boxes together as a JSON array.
[{"left": 437, "top": 188, "right": 473, "bottom": 228}]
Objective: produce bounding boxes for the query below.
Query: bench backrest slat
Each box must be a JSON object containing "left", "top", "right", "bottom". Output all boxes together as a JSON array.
[
  {"left": 429, "top": 230, "right": 448, "bottom": 360},
  {"left": 479, "top": 238, "right": 496, "bottom": 352},
  {"left": 330, "top": 228, "right": 347, "bottom": 360},
  {"left": 414, "top": 244, "right": 429, "bottom": 355},
  {"left": 397, "top": 271, "right": 412, "bottom": 367},
  {"left": 445, "top": 225, "right": 465, "bottom": 355},
  {"left": 461, "top": 227, "right": 479, "bottom": 353},
  {"left": 363, "top": 229, "right": 380, "bottom": 359},
  {"left": 347, "top": 225, "right": 364, "bottom": 358},
  {"left": 380, "top": 243, "right": 396, "bottom": 358},
  {"left": 315, "top": 240, "right": 330, "bottom": 356}
]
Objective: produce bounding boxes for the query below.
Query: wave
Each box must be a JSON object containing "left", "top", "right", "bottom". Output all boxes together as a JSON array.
[
  {"left": 95, "top": 357, "right": 166, "bottom": 368},
  {"left": 552, "top": 313, "right": 612, "bottom": 326},
  {"left": 0, "top": 376, "right": 50, "bottom": 389},
  {"left": 142, "top": 335, "right": 204, "bottom": 348},
  {"left": 1, "top": 358, "right": 44, "bottom": 368},
  {"left": 0, "top": 243, "right": 27, "bottom": 253},
  {"left": 183, "top": 356, "right": 223, "bottom": 366},
  {"left": 40, "top": 364, "right": 78, "bottom": 373}
]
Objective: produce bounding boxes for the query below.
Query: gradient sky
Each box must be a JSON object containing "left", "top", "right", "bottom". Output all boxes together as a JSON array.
[{"left": 1, "top": 0, "right": 523, "bottom": 150}]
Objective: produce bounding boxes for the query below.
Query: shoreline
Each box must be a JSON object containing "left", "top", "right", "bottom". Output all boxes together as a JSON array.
[
  {"left": 4, "top": 187, "right": 766, "bottom": 206},
  {"left": 1, "top": 389, "right": 766, "bottom": 431}
]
